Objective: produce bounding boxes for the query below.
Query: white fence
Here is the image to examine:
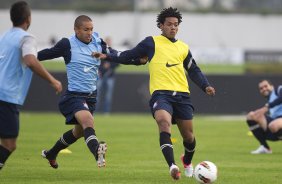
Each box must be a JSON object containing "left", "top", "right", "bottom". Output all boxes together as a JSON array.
[{"left": 1, "top": 10, "right": 282, "bottom": 64}]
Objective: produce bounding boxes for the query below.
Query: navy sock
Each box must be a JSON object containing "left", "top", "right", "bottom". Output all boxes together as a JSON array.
[
  {"left": 160, "top": 132, "right": 175, "bottom": 167},
  {"left": 47, "top": 129, "right": 77, "bottom": 159},
  {"left": 0, "top": 145, "right": 11, "bottom": 170},
  {"left": 247, "top": 120, "right": 270, "bottom": 149},
  {"left": 183, "top": 138, "right": 196, "bottom": 165},
  {"left": 84, "top": 127, "right": 99, "bottom": 160}
]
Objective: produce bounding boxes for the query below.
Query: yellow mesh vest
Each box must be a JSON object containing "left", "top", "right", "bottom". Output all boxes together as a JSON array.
[{"left": 149, "top": 35, "right": 190, "bottom": 94}]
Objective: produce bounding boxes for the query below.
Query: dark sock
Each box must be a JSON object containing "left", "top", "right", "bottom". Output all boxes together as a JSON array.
[
  {"left": 47, "top": 129, "right": 78, "bottom": 159},
  {"left": 160, "top": 132, "right": 175, "bottom": 167},
  {"left": 274, "top": 129, "right": 282, "bottom": 140},
  {"left": 247, "top": 120, "right": 270, "bottom": 149},
  {"left": 84, "top": 127, "right": 99, "bottom": 160},
  {"left": 183, "top": 138, "right": 196, "bottom": 165},
  {"left": 0, "top": 145, "right": 11, "bottom": 170}
]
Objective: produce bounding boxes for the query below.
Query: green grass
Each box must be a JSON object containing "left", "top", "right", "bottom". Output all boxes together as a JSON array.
[
  {"left": 1, "top": 113, "right": 282, "bottom": 184},
  {"left": 41, "top": 60, "right": 245, "bottom": 74}
]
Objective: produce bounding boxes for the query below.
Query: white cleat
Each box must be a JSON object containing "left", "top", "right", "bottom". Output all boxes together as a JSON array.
[
  {"left": 251, "top": 145, "right": 272, "bottom": 154},
  {"left": 97, "top": 141, "right": 107, "bottom": 167},
  {"left": 181, "top": 154, "right": 194, "bottom": 177},
  {"left": 169, "top": 164, "right": 181, "bottom": 180}
]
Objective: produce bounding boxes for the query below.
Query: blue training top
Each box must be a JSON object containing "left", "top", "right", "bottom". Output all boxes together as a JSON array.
[
  {"left": 0, "top": 28, "right": 33, "bottom": 105},
  {"left": 38, "top": 32, "right": 104, "bottom": 93}
]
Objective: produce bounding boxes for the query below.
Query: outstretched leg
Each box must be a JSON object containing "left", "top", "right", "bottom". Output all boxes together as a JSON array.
[
  {"left": 75, "top": 110, "right": 107, "bottom": 167},
  {"left": 177, "top": 119, "right": 195, "bottom": 177},
  {"left": 42, "top": 128, "right": 79, "bottom": 169},
  {"left": 155, "top": 110, "right": 180, "bottom": 180}
]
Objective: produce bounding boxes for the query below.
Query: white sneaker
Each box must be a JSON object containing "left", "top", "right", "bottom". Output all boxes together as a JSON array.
[
  {"left": 181, "top": 154, "right": 194, "bottom": 177},
  {"left": 97, "top": 141, "right": 107, "bottom": 167},
  {"left": 251, "top": 145, "right": 272, "bottom": 154},
  {"left": 169, "top": 164, "right": 181, "bottom": 180}
]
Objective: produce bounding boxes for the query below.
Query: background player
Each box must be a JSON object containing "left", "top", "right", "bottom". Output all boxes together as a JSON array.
[
  {"left": 93, "top": 7, "right": 216, "bottom": 180},
  {"left": 246, "top": 79, "right": 282, "bottom": 154}
]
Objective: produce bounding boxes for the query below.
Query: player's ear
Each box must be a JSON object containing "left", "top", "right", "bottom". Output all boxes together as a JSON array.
[{"left": 159, "top": 24, "right": 164, "bottom": 31}]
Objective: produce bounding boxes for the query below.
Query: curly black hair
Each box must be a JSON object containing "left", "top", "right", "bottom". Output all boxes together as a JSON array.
[{"left": 156, "top": 7, "right": 182, "bottom": 28}]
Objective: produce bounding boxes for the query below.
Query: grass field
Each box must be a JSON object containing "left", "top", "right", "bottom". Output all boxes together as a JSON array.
[{"left": 1, "top": 113, "right": 282, "bottom": 184}]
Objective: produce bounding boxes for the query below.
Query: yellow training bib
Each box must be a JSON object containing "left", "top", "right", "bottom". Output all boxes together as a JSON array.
[{"left": 149, "top": 35, "right": 190, "bottom": 94}]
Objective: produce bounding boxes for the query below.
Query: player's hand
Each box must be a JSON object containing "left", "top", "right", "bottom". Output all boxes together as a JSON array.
[
  {"left": 51, "top": 79, "right": 63, "bottom": 94},
  {"left": 92, "top": 52, "right": 107, "bottom": 59},
  {"left": 205, "top": 86, "right": 216, "bottom": 96},
  {"left": 140, "top": 56, "right": 148, "bottom": 65}
]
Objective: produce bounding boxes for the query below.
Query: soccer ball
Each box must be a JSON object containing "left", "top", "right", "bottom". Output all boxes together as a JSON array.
[{"left": 194, "top": 161, "right": 218, "bottom": 184}]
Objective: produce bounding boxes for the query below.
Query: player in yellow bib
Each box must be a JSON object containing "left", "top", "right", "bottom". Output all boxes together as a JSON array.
[{"left": 93, "top": 7, "right": 215, "bottom": 180}]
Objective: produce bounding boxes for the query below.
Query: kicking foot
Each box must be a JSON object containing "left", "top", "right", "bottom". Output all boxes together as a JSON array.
[
  {"left": 181, "top": 154, "right": 194, "bottom": 177},
  {"left": 96, "top": 141, "right": 107, "bottom": 167},
  {"left": 41, "top": 150, "right": 58, "bottom": 169},
  {"left": 169, "top": 164, "right": 181, "bottom": 180}
]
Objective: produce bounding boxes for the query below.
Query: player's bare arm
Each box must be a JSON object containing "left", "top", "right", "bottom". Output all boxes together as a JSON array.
[{"left": 23, "top": 54, "right": 62, "bottom": 94}]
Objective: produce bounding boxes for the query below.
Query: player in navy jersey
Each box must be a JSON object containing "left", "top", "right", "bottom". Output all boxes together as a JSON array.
[
  {"left": 38, "top": 15, "right": 144, "bottom": 169},
  {"left": 0, "top": 1, "right": 62, "bottom": 171},
  {"left": 93, "top": 7, "right": 216, "bottom": 180},
  {"left": 246, "top": 79, "right": 282, "bottom": 154}
]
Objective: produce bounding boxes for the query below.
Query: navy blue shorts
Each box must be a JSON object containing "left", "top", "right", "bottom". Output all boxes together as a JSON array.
[
  {"left": 59, "top": 90, "right": 97, "bottom": 125},
  {"left": 0, "top": 100, "right": 20, "bottom": 138},
  {"left": 149, "top": 90, "right": 194, "bottom": 124},
  {"left": 265, "top": 115, "right": 282, "bottom": 141}
]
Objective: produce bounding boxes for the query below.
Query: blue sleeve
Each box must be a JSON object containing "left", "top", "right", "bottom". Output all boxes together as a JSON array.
[
  {"left": 106, "top": 36, "right": 153, "bottom": 65},
  {"left": 184, "top": 51, "right": 210, "bottom": 92},
  {"left": 269, "top": 86, "right": 282, "bottom": 108},
  {"left": 37, "top": 38, "right": 71, "bottom": 64}
]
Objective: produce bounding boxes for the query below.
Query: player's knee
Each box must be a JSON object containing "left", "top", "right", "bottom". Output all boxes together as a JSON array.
[
  {"left": 156, "top": 119, "right": 170, "bottom": 131},
  {"left": 183, "top": 134, "right": 194, "bottom": 143},
  {"left": 246, "top": 111, "right": 255, "bottom": 120},
  {"left": 268, "top": 123, "right": 279, "bottom": 133},
  {"left": 5, "top": 144, "right": 17, "bottom": 152}
]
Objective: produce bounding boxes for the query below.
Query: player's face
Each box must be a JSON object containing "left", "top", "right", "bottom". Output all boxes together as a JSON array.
[
  {"left": 160, "top": 17, "right": 179, "bottom": 39},
  {"left": 75, "top": 21, "right": 93, "bottom": 44},
  {"left": 258, "top": 80, "right": 273, "bottom": 97}
]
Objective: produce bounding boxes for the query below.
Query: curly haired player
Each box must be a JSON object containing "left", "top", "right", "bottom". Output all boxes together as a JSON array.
[{"left": 93, "top": 7, "right": 215, "bottom": 180}]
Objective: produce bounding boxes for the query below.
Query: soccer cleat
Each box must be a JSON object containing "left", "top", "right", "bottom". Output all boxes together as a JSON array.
[
  {"left": 169, "top": 164, "right": 181, "bottom": 180},
  {"left": 251, "top": 145, "right": 272, "bottom": 154},
  {"left": 41, "top": 150, "right": 58, "bottom": 169},
  {"left": 96, "top": 141, "right": 107, "bottom": 168},
  {"left": 181, "top": 154, "right": 194, "bottom": 177}
]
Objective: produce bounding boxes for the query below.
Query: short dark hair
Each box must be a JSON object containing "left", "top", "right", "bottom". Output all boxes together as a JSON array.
[
  {"left": 10, "top": 1, "right": 31, "bottom": 27},
  {"left": 260, "top": 79, "right": 273, "bottom": 86},
  {"left": 156, "top": 7, "right": 182, "bottom": 28},
  {"left": 74, "top": 15, "right": 92, "bottom": 28}
]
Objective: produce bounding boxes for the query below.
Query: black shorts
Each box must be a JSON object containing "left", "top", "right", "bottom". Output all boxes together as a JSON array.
[
  {"left": 149, "top": 90, "right": 194, "bottom": 124},
  {"left": 59, "top": 90, "right": 97, "bottom": 125},
  {"left": 265, "top": 115, "right": 282, "bottom": 141},
  {"left": 0, "top": 100, "right": 20, "bottom": 138}
]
